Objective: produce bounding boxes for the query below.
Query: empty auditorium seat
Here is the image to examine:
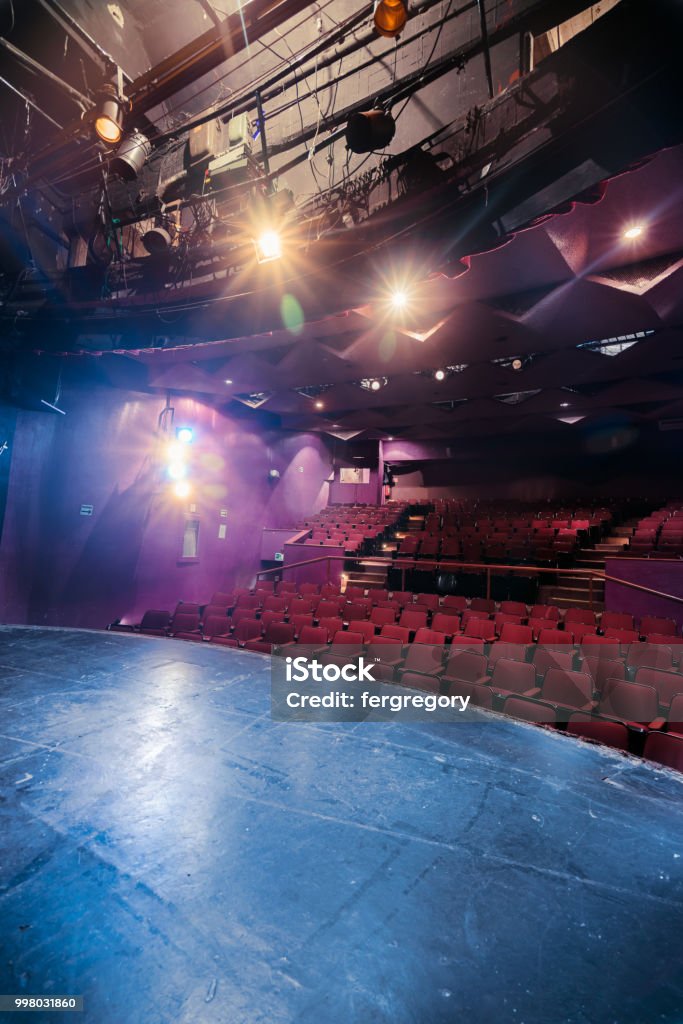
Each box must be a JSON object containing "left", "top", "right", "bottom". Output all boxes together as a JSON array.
[
  {"left": 471, "top": 598, "right": 496, "bottom": 614},
  {"left": 599, "top": 679, "right": 662, "bottom": 727},
  {"left": 431, "top": 613, "right": 460, "bottom": 638},
  {"left": 626, "top": 644, "right": 674, "bottom": 673},
  {"left": 399, "top": 671, "right": 441, "bottom": 693},
  {"left": 299, "top": 583, "right": 320, "bottom": 596},
  {"left": 370, "top": 606, "right": 396, "bottom": 630},
  {"left": 503, "top": 695, "right": 557, "bottom": 725},
  {"left": 346, "top": 620, "right": 376, "bottom": 644},
  {"left": 380, "top": 624, "right": 412, "bottom": 644},
  {"left": 298, "top": 625, "right": 329, "bottom": 646},
  {"left": 530, "top": 604, "right": 560, "bottom": 620},
  {"left": 643, "top": 732, "right": 683, "bottom": 772},
  {"left": 315, "top": 599, "right": 343, "bottom": 620},
  {"left": 634, "top": 668, "right": 683, "bottom": 709},
  {"left": 233, "top": 618, "right": 263, "bottom": 645},
  {"left": 442, "top": 596, "right": 467, "bottom": 612},
  {"left": 263, "top": 622, "right": 296, "bottom": 647},
  {"left": 566, "top": 713, "right": 630, "bottom": 751},
  {"left": 601, "top": 611, "right": 635, "bottom": 632},
  {"left": 203, "top": 616, "right": 238, "bottom": 646},
  {"left": 500, "top": 600, "right": 528, "bottom": 618},
  {"left": 209, "top": 591, "right": 235, "bottom": 608},
  {"left": 463, "top": 617, "right": 497, "bottom": 642},
  {"left": 137, "top": 610, "right": 171, "bottom": 634},
  {"left": 169, "top": 612, "right": 201, "bottom": 640},
  {"left": 344, "top": 601, "right": 371, "bottom": 621},
  {"left": 489, "top": 659, "right": 538, "bottom": 699},
  {"left": 276, "top": 581, "right": 298, "bottom": 594},
  {"left": 541, "top": 668, "right": 594, "bottom": 712},
  {"left": 398, "top": 644, "right": 443, "bottom": 678},
  {"left": 443, "top": 678, "right": 493, "bottom": 708},
  {"left": 442, "top": 651, "right": 490, "bottom": 687},
  {"left": 581, "top": 656, "right": 625, "bottom": 692},
  {"left": 564, "top": 608, "right": 596, "bottom": 627},
  {"left": 413, "top": 627, "right": 446, "bottom": 645},
  {"left": 290, "top": 613, "right": 313, "bottom": 638},
  {"left": 533, "top": 647, "right": 574, "bottom": 680},
  {"left": 263, "top": 596, "right": 288, "bottom": 615},
  {"left": 640, "top": 616, "right": 677, "bottom": 637},
  {"left": 499, "top": 623, "right": 533, "bottom": 645},
  {"left": 398, "top": 609, "right": 428, "bottom": 632},
  {"left": 537, "top": 627, "right": 574, "bottom": 647},
  {"left": 345, "top": 585, "right": 366, "bottom": 600},
  {"left": 317, "top": 617, "right": 344, "bottom": 641}
]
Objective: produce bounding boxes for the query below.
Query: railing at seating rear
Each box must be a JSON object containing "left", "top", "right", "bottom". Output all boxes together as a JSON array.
[{"left": 256, "top": 556, "right": 683, "bottom": 612}]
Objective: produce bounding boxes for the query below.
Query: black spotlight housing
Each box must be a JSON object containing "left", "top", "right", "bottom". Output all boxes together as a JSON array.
[
  {"left": 111, "top": 131, "right": 152, "bottom": 181},
  {"left": 345, "top": 109, "right": 396, "bottom": 154}
]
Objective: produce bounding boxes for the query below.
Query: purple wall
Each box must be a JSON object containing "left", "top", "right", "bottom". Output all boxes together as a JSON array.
[
  {"left": 605, "top": 558, "right": 683, "bottom": 631},
  {"left": 0, "top": 388, "right": 333, "bottom": 628},
  {"left": 282, "top": 540, "right": 344, "bottom": 588}
]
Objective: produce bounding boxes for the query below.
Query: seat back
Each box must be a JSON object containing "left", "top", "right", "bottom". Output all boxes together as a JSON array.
[
  {"left": 431, "top": 613, "right": 460, "bottom": 636},
  {"left": 567, "top": 713, "right": 629, "bottom": 750},
  {"left": 599, "top": 679, "right": 659, "bottom": 722},
  {"left": 443, "top": 650, "right": 488, "bottom": 683},
  {"left": 490, "top": 658, "right": 536, "bottom": 695},
  {"left": 403, "top": 644, "right": 443, "bottom": 674},
  {"left": 601, "top": 611, "right": 634, "bottom": 632},
  {"left": 298, "top": 625, "right": 329, "bottom": 646},
  {"left": 503, "top": 696, "right": 556, "bottom": 724},
  {"left": 643, "top": 732, "right": 683, "bottom": 772},
  {"left": 542, "top": 669, "right": 593, "bottom": 709},
  {"left": 264, "top": 622, "right": 296, "bottom": 645},
  {"left": 139, "top": 609, "right": 170, "bottom": 632},
  {"left": 203, "top": 615, "right": 230, "bottom": 638},
  {"left": 499, "top": 623, "right": 533, "bottom": 644},
  {"left": 398, "top": 609, "right": 428, "bottom": 631},
  {"left": 399, "top": 671, "right": 440, "bottom": 694},
  {"left": 634, "top": 667, "right": 683, "bottom": 708}
]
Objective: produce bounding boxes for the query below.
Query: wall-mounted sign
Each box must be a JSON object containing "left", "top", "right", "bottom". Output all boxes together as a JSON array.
[
  {"left": 340, "top": 467, "right": 370, "bottom": 484},
  {"left": 80, "top": 504, "right": 94, "bottom": 516}
]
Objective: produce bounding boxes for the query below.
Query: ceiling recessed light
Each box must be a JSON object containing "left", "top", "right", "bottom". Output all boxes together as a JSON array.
[
  {"left": 560, "top": 402, "right": 570, "bottom": 408},
  {"left": 390, "top": 289, "right": 408, "bottom": 310},
  {"left": 224, "top": 378, "right": 233, "bottom": 385},
  {"left": 315, "top": 400, "right": 324, "bottom": 409},
  {"left": 511, "top": 358, "right": 523, "bottom": 371},
  {"left": 387, "top": 436, "right": 394, "bottom": 440},
  {"left": 434, "top": 369, "right": 446, "bottom": 381},
  {"left": 623, "top": 224, "right": 644, "bottom": 240}
]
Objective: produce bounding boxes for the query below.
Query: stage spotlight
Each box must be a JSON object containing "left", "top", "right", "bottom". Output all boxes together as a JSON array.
[
  {"left": 345, "top": 109, "right": 395, "bottom": 154},
  {"left": 176, "top": 427, "right": 193, "bottom": 444},
  {"left": 434, "top": 369, "right": 446, "bottom": 381},
  {"left": 110, "top": 130, "right": 151, "bottom": 181},
  {"left": 168, "top": 462, "right": 187, "bottom": 481},
  {"left": 224, "top": 379, "right": 233, "bottom": 385},
  {"left": 391, "top": 289, "right": 408, "bottom": 311},
  {"left": 142, "top": 225, "right": 173, "bottom": 255},
  {"left": 623, "top": 224, "right": 644, "bottom": 240},
  {"left": 370, "top": 379, "right": 382, "bottom": 391},
  {"left": 256, "top": 229, "right": 282, "bottom": 263},
  {"left": 315, "top": 400, "right": 324, "bottom": 410},
  {"left": 511, "top": 358, "right": 523, "bottom": 371},
  {"left": 560, "top": 402, "right": 570, "bottom": 408},
  {"left": 268, "top": 468, "right": 281, "bottom": 480},
  {"left": 373, "top": 0, "right": 408, "bottom": 37},
  {"left": 94, "top": 84, "right": 126, "bottom": 145},
  {"left": 173, "top": 480, "right": 191, "bottom": 499},
  {"left": 388, "top": 436, "right": 394, "bottom": 440}
]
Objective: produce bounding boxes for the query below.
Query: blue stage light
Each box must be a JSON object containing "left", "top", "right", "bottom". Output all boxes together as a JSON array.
[{"left": 176, "top": 427, "right": 193, "bottom": 444}]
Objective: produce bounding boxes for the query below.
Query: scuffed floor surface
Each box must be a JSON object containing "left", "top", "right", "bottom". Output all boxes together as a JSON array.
[{"left": 0, "top": 626, "right": 682, "bottom": 1024}]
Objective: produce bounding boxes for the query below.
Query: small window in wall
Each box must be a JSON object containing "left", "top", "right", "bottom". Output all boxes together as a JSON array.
[
  {"left": 182, "top": 518, "right": 200, "bottom": 559},
  {"left": 340, "top": 467, "right": 370, "bottom": 484}
]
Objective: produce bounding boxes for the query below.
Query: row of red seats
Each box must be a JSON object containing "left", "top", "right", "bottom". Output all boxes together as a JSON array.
[{"left": 623, "top": 501, "right": 683, "bottom": 557}]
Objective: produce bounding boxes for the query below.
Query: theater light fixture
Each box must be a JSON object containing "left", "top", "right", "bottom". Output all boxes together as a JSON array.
[
  {"left": 434, "top": 369, "right": 446, "bottom": 381},
  {"left": 373, "top": 0, "right": 408, "bottom": 38},
  {"left": 623, "top": 224, "right": 644, "bottom": 240},
  {"left": 224, "top": 378, "right": 233, "bottom": 385},
  {"left": 315, "top": 400, "right": 324, "bottom": 409},
  {"left": 255, "top": 229, "right": 282, "bottom": 263},
  {"left": 345, "top": 109, "right": 396, "bottom": 154},
  {"left": 511, "top": 358, "right": 524, "bottom": 371},
  {"left": 176, "top": 427, "right": 193, "bottom": 444},
  {"left": 94, "top": 83, "right": 126, "bottom": 145},
  {"left": 560, "top": 402, "right": 570, "bottom": 408},
  {"left": 111, "top": 130, "right": 151, "bottom": 181},
  {"left": 370, "top": 379, "right": 382, "bottom": 391},
  {"left": 173, "top": 480, "right": 191, "bottom": 499},
  {"left": 391, "top": 289, "right": 408, "bottom": 311},
  {"left": 168, "top": 462, "right": 187, "bottom": 481}
]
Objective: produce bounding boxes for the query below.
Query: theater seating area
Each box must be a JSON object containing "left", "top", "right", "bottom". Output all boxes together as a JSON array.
[
  {"left": 621, "top": 501, "right": 683, "bottom": 558},
  {"left": 391, "top": 500, "right": 616, "bottom": 568},
  {"left": 119, "top": 580, "right": 683, "bottom": 774},
  {"left": 296, "top": 502, "right": 409, "bottom": 553}
]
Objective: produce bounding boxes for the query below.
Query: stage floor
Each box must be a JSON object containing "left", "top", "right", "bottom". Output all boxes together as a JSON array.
[{"left": 1, "top": 626, "right": 682, "bottom": 1023}]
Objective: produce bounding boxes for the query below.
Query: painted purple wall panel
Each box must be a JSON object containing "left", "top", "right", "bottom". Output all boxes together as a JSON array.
[
  {"left": 604, "top": 558, "right": 683, "bottom": 630},
  {"left": 0, "top": 389, "right": 333, "bottom": 628},
  {"left": 260, "top": 528, "right": 298, "bottom": 561}
]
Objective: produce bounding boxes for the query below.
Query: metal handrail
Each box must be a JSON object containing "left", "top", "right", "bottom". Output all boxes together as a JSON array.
[{"left": 256, "top": 554, "right": 607, "bottom": 608}]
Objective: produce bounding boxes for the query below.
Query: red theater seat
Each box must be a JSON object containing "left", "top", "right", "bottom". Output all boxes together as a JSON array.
[
  {"left": 634, "top": 668, "right": 683, "bottom": 709},
  {"left": 398, "top": 609, "right": 428, "bottom": 632},
  {"left": 203, "top": 615, "right": 235, "bottom": 644},
  {"left": 298, "top": 626, "right": 329, "bottom": 646},
  {"left": 346, "top": 620, "right": 376, "bottom": 644},
  {"left": 442, "top": 651, "right": 490, "bottom": 687},
  {"left": 533, "top": 648, "right": 574, "bottom": 680},
  {"left": 138, "top": 610, "right": 170, "bottom": 636},
  {"left": 643, "top": 732, "right": 683, "bottom": 772},
  {"left": 489, "top": 659, "right": 538, "bottom": 699},
  {"left": 442, "top": 596, "right": 467, "bottom": 613},
  {"left": 499, "top": 623, "right": 533, "bottom": 645},
  {"left": 380, "top": 624, "right": 412, "bottom": 644},
  {"left": 599, "top": 679, "right": 661, "bottom": 727},
  {"left": 398, "top": 644, "right": 443, "bottom": 678},
  {"left": 209, "top": 592, "right": 235, "bottom": 608},
  {"left": 233, "top": 619, "right": 263, "bottom": 645},
  {"left": 566, "top": 713, "right": 630, "bottom": 751},
  {"left": 503, "top": 695, "right": 557, "bottom": 725},
  {"left": 431, "top": 613, "right": 460, "bottom": 638},
  {"left": 399, "top": 671, "right": 441, "bottom": 694},
  {"left": 640, "top": 616, "right": 677, "bottom": 637},
  {"left": 601, "top": 611, "right": 635, "bottom": 632},
  {"left": 170, "top": 612, "right": 201, "bottom": 640},
  {"left": 541, "top": 669, "right": 594, "bottom": 712}
]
